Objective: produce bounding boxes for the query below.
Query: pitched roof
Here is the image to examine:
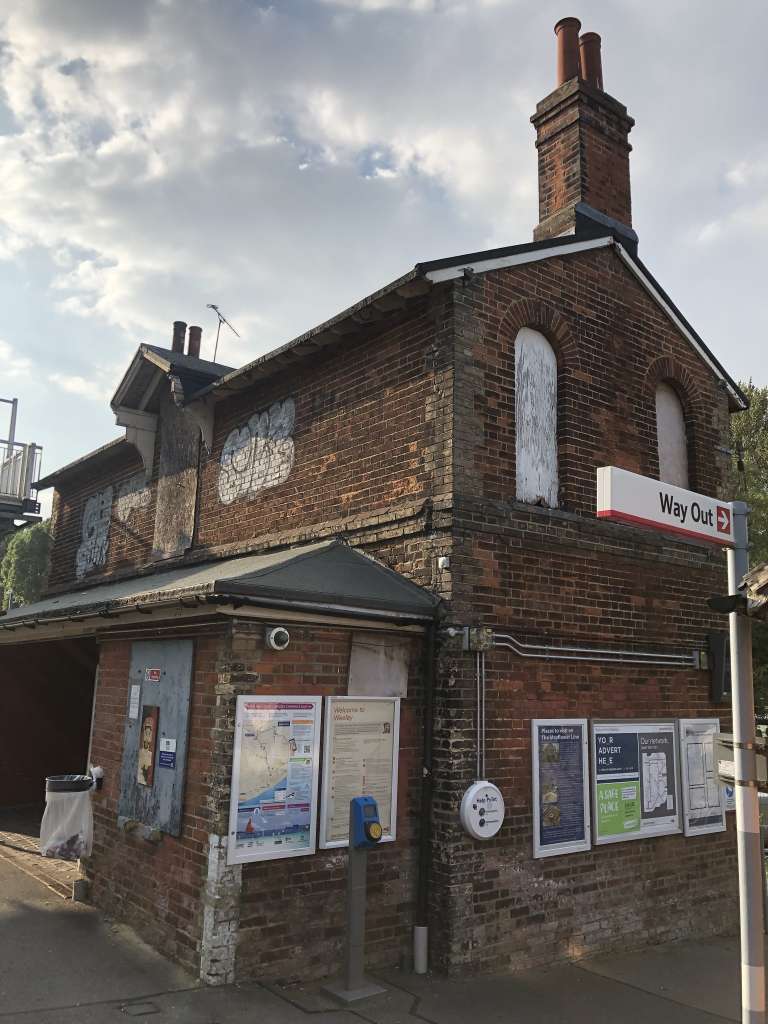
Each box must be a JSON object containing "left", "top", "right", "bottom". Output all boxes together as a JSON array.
[
  {"left": 189, "top": 228, "right": 746, "bottom": 411},
  {"left": 0, "top": 540, "right": 441, "bottom": 640},
  {"left": 112, "top": 344, "right": 234, "bottom": 412}
]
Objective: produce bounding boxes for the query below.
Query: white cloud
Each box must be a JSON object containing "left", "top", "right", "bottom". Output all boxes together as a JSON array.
[
  {"left": 48, "top": 373, "right": 113, "bottom": 402},
  {"left": 0, "top": 339, "right": 32, "bottom": 378}
]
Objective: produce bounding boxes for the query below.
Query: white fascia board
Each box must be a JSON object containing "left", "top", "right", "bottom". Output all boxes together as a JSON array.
[
  {"left": 613, "top": 243, "right": 745, "bottom": 409},
  {"left": 423, "top": 236, "right": 613, "bottom": 283}
]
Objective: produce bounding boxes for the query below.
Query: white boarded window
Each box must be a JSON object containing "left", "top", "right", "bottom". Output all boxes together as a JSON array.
[
  {"left": 515, "top": 327, "right": 558, "bottom": 507},
  {"left": 656, "top": 382, "right": 689, "bottom": 488}
]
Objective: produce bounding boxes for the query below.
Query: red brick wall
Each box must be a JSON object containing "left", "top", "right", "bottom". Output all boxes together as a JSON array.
[
  {"left": 47, "top": 445, "right": 155, "bottom": 590},
  {"left": 86, "top": 620, "right": 425, "bottom": 983},
  {"left": 428, "top": 248, "right": 739, "bottom": 972},
  {"left": 86, "top": 632, "right": 220, "bottom": 970},
  {"left": 224, "top": 620, "right": 424, "bottom": 983},
  {"left": 533, "top": 80, "right": 634, "bottom": 237},
  {"left": 195, "top": 299, "right": 448, "bottom": 555},
  {"left": 45, "top": 291, "right": 454, "bottom": 591}
]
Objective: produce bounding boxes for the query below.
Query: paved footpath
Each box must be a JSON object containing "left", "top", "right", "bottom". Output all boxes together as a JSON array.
[{"left": 0, "top": 846, "right": 756, "bottom": 1023}]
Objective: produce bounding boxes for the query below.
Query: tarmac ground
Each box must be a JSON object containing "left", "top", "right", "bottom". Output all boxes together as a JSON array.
[{"left": 0, "top": 836, "right": 758, "bottom": 1024}]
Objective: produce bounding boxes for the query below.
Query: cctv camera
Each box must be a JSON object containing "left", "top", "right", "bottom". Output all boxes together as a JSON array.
[{"left": 265, "top": 626, "right": 291, "bottom": 651}]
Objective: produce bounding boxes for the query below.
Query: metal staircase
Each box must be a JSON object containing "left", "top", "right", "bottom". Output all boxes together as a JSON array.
[{"left": 0, "top": 398, "right": 42, "bottom": 537}]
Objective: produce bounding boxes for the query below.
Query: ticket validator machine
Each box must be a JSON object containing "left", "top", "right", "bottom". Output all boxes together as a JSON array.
[{"left": 324, "top": 796, "right": 387, "bottom": 1003}]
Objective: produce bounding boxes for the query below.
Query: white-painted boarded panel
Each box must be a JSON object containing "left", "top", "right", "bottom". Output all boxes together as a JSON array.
[
  {"left": 515, "top": 327, "right": 558, "bottom": 507},
  {"left": 656, "top": 382, "right": 689, "bottom": 488}
]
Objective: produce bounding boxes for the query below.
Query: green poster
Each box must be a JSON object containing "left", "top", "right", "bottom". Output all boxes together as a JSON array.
[{"left": 596, "top": 781, "right": 640, "bottom": 837}]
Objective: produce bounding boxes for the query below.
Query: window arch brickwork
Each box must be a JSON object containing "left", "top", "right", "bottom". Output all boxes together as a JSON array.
[{"left": 645, "top": 355, "right": 703, "bottom": 491}]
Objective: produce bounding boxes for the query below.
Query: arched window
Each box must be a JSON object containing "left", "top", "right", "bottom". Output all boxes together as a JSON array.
[
  {"left": 515, "top": 327, "right": 558, "bottom": 507},
  {"left": 655, "top": 381, "right": 689, "bottom": 488}
]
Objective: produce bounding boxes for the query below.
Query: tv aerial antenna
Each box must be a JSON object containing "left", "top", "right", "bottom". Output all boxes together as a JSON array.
[{"left": 206, "top": 304, "right": 240, "bottom": 362}]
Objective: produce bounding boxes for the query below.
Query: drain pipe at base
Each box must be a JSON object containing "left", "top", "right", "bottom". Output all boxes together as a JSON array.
[{"left": 414, "top": 619, "right": 438, "bottom": 974}]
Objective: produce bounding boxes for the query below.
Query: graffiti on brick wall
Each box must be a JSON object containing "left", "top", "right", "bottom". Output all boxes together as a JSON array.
[
  {"left": 114, "top": 474, "right": 151, "bottom": 523},
  {"left": 75, "top": 486, "right": 113, "bottom": 578},
  {"left": 218, "top": 398, "right": 295, "bottom": 505}
]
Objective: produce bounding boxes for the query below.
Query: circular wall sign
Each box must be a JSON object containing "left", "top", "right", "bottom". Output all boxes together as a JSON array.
[{"left": 459, "top": 780, "right": 505, "bottom": 840}]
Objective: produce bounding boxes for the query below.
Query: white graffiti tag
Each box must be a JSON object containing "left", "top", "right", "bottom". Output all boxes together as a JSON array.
[
  {"left": 218, "top": 398, "right": 295, "bottom": 505},
  {"left": 75, "top": 486, "right": 113, "bottom": 578},
  {"left": 114, "top": 474, "right": 151, "bottom": 523}
]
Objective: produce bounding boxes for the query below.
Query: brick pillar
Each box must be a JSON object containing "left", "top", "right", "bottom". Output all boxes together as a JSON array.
[
  {"left": 531, "top": 77, "right": 634, "bottom": 241},
  {"left": 200, "top": 834, "right": 242, "bottom": 985}
]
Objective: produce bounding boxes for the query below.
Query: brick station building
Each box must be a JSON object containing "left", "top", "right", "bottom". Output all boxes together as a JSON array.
[{"left": 0, "top": 19, "right": 746, "bottom": 984}]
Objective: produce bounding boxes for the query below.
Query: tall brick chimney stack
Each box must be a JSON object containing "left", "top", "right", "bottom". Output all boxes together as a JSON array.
[
  {"left": 171, "top": 320, "right": 187, "bottom": 353},
  {"left": 531, "top": 19, "right": 635, "bottom": 242}
]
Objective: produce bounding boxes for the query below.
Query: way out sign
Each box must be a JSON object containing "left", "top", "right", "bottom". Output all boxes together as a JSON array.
[{"left": 597, "top": 467, "right": 734, "bottom": 547}]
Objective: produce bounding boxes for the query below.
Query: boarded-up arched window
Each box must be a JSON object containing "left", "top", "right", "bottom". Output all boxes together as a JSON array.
[
  {"left": 655, "top": 381, "right": 689, "bottom": 488},
  {"left": 515, "top": 327, "right": 558, "bottom": 507}
]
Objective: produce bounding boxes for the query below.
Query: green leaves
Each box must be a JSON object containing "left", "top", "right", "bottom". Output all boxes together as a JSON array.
[{"left": 0, "top": 521, "right": 51, "bottom": 611}]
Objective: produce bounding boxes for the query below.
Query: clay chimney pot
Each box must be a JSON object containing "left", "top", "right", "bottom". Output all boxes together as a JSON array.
[
  {"left": 579, "top": 32, "right": 603, "bottom": 90},
  {"left": 171, "top": 320, "right": 186, "bottom": 354},
  {"left": 554, "top": 17, "right": 582, "bottom": 85},
  {"left": 187, "top": 325, "right": 202, "bottom": 360}
]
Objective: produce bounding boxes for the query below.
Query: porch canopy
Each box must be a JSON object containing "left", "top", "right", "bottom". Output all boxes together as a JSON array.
[{"left": 0, "top": 540, "right": 441, "bottom": 643}]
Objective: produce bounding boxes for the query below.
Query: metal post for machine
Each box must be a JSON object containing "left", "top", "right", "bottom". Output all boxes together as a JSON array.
[
  {"left": 323, "top": 800, "right": 386, "bottom": 1004},
  {"left": 728, "top": 501, "right": 766, "bottom": 1024}
]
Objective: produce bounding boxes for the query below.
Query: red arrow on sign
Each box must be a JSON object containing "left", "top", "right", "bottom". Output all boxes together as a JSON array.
[{"left": 716, "top": 507, "right": 731, "bottom": 534}]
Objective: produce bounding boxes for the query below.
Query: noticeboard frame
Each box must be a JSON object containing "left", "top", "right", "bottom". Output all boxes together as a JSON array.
[
  {"left": 227, "top": 695, "right": 322, "bottom": 866},
  {"left": 590, "top": 719, "right": 682, "bottom": 846},
  {"left": 532, "top": 718, "right": 591, "bottom": 859},
  {"left": 678, "top": 717, "right": 726, "bottom": 837},
  {"left": 319, "top": 696, "right": 400, "bottom": 850}
]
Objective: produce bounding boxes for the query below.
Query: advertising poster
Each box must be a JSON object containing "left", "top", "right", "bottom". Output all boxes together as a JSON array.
[
  {"left": 227, "top": 696, "right": 322, "bottom": 865},
  {"left": 591, "top": 721, "right": 681, "bottom": 845},
  {"left": 320, "top": 697, "right": 400, "bottom": 848},
  {"left": 137, "top": 706, "right": 159, "bottom": 787},
  {"left": 678, "top": 718, "right": 726, "bottom": 836},
  {"left": 532, "top": 719, "right": 591, "bottom": 858}
]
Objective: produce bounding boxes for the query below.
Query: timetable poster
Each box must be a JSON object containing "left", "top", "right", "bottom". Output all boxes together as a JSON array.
[
  {"left": 532, "top": 719, "right": 591, "bottom": 858},
  {"left": 227, "top": 696, "right": 322, "bottom": 865},
  {"left": 678, "top": 718, "right": 726, "bottom": 837},
  {"left": 592, "top": 721, "right": 681, "bottom": 845},
  {"left": 320, "top": 697, "right": 400, "bottom": 848}
]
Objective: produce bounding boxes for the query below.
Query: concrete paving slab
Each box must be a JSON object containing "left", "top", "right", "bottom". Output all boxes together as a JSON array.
[
  {"left": 0, "top": 854, "right": 194, "bottom": 1017},
  {"left": 4, "top": 984, "right": 355, "bottom": 1024},
  {"left": 377, "top": 961, "right": 736, "bottom": 1023},
  {"left": 577, "top": 935, "right": 747, "bottom": 1022}
]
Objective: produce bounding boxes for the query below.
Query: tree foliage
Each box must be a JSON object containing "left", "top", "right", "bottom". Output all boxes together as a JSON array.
[
  {"left": 728, "top": 381, "right": 768, "bottom": 711},
  {"left": 0, "top": 521, "right": 51, "bottom": 611}
]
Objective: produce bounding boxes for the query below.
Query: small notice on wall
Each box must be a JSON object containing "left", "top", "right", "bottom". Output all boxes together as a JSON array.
[
  {"left": 128, "top": 685, "right": 141, "bottom": 720},
  {"left": 320, "top": 697, "right": 400, "bottom": 848},
  {"left": 678, "top": 718, "right": 726, "bottom": 836},
  {"left": 591, "top": 721, "right": 681, "bottom": 845},
  {"left": 532, "top": 719, "right": 590, "bottom": 858}
]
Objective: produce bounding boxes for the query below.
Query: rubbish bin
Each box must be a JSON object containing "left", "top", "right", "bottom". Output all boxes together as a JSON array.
[{"left": 40, "top": 774, "right": 94, "bottom": 861}]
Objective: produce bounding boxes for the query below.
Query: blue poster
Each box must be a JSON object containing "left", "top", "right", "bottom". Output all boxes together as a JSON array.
[{"left": 534, "top": 720, "right": 590, "bottom": 857}]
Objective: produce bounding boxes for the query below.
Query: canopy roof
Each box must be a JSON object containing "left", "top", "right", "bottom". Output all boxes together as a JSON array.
[{"left": 0, "top": 540, "right": 441, "bottom": 640}]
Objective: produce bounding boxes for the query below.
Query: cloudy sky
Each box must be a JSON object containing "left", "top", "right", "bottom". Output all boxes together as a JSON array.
[{"left": 0, "top": 0, "right": 766, "bottom": 513}]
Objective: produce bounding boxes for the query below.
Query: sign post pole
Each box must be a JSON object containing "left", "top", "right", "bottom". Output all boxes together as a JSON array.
[{"left": 727, "top": 502, "right": 766, "bottom": 1024}]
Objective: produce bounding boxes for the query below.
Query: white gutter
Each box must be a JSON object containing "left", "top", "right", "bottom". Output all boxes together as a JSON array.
[
  {"left": 612, "top": 242, "right": 747, "bottom": 410},
  {"left": 423, "top": 236, "right": 613, "bottom": 283}
]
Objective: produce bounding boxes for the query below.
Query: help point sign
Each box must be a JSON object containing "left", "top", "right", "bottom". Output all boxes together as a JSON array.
[{"left": 597, "top": 467, "right": 734, "bottom": 546}]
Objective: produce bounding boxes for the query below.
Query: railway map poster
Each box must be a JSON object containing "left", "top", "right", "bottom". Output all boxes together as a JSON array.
[
  {"left": 320, "top": 697, "right": 400, "bottom": 848},
  {"left": 678, "top": 718, "right": 726, "bottom": 836},
  {"left": 532, "top": 719, "right": 591, "bottom": 858},
  {"left": 227, "top": 696, "right": 322, "bottom": 865},
  {"left": 591, "top": 721, "right": 681, "bottom": 845}
]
